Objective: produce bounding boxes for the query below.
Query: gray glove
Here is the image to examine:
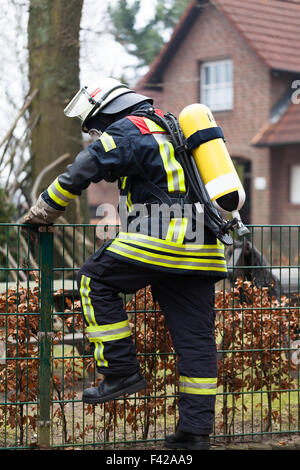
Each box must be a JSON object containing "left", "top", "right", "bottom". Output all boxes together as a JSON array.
[{"left": 22, "top": 195, "right": 63, "bottom": 225}]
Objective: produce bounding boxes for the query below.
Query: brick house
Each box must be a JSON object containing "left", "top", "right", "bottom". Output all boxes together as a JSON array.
[{"left": 133, "top": 0, "right": 300, "bottom": 225}]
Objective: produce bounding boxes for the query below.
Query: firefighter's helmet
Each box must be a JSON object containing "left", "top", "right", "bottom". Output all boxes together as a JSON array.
[{"left": 64, "top": 77, "right": 152, "bottom": 132}]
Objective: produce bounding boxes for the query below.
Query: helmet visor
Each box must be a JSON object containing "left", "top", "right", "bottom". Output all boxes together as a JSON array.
[{"left": 64, "top": 87, "right": 95, "bottom": 120}]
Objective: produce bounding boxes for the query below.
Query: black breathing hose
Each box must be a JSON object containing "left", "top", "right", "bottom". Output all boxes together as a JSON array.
[{"left": 157, "top": 112, "right": 228, "bottom": 233}]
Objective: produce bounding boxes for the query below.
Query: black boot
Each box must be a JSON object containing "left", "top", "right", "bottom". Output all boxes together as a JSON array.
[
  {"left": 164, "top": 430, "right": 210, "bottom": 450},
  {"left": 82, "top": 370, "right": 146, "bottom": 404}
]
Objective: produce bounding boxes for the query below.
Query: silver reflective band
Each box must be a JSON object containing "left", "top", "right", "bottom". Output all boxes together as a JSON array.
[
  {"left": 93, "top": 342, "right": 108, "bottom": 367},
  {"left": 49, "top": 183, "right": 72, "bottom": 204},
  {"left": 100, "top": 132, "right": 117, "bottom": 152},
  {"left": 94, "top": 345, "right": 107, "bottom": 367},
  {"left": 87, "top": 325, "right": 131, "bottom": 342},
  {"left": 179, "top": 377, "right": 217, "bottom": 395},
  {"left": 179, "top": 381, "right": 216, "bottom": 389},
  {"left": 79, "top": 275, "right": 96, "bottom": 326}
]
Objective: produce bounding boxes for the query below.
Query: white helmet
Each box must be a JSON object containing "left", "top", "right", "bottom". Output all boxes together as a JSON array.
[{"left": 64, "top": 77, "right": 152, "bottom": 132}]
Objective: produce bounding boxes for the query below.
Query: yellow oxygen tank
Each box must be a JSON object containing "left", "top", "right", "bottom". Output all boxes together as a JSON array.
[{"left": 179, "top": 103, "right": 248, "bottom": 235}]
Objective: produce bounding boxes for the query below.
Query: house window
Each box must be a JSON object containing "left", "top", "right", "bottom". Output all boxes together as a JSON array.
[
  {"left": 290, "top": 165, "right": 300, "bottom": 204},
  {"left": 200, "top": 59, "right": 233, "bottom": 111}
]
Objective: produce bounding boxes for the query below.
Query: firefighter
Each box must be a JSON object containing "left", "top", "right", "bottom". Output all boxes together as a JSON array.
[{"left": 23, "top": 78, "right": 227, "bottom": 450}]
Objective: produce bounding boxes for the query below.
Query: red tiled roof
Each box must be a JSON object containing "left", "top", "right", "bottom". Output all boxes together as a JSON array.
[
  {"left": 252, "top": 101, "right": 300, "bottom": 146},
  {"left": 213, "top": 0, "right": 300, "bottom": 73},
  {"left": 138, "top": 0, "right": 300, "bottom": 89}
]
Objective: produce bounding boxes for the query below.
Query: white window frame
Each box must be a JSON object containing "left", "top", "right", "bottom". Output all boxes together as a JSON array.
[
  {"left": 200, "top": 59, "right": 234, "bottom": 112},
  {"left": 290, "top": 165, "right": 300, "bottom": 204}
]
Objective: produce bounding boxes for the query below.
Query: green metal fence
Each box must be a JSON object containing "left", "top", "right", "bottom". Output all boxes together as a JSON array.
[{"left": 0, "top": 223, "right": 300, "bottom": 449}]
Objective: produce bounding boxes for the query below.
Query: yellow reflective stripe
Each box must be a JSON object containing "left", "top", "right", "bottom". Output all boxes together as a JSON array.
[
  {"left": 127, "top": 190, "right": 133, "bottom": 212},
  {"left": 143, "top": 118, "right": 186, "bottom": 192},
  {"left": 47, "top": 178, "right": 77, "bottom": 207},
  {"left": 179, "top": 386, "right": 216, "bottom": 395},
  {"left": 87, "top": 319, "right": 129, "bottom": 332},
  {"left": 107, "top": 241, "right": 227, "bottom": 271},
  {"left": 154, "top": 134, "right": 186, "bottom": 193},
  {"left": 87, "top": 320, "right": 131, "bottom": 342},
  {"left": 216, "top": 238, "right": 225, "bottom": 251},
  {"left": 158, "top": 138, "right": 174, "bottom": 192},
  {"left": 112, "top": 240, "right": 227, "bottom": 263},
  {"left": 47, "top": 186, "right": 68, "bottom": 207},
  {"left": 116, "top": 232, "right": 225, "bottom": 257},
  {"left": 93, "top": 331, "right": 131, "bottom": 342},
  {"left": 167, "top": 140, "right": 186, "bottom": 192},
  {"left": 117, "top": 240, "right": 225, "bottom": 258},
  {"left": 166, "top": 218, "right": 188, "bottom": 244},
  {"left": 144, "top": 117, "right": 166, "bottom": 133},
  {"left": 181, "top": 376, "right": 217, "bottom": 384},
  {"left": 179, "top": 376, "right": 217, "bottom": 395},
  {"left": 166, "top": 218, "right": 176, "bottom": 242},
  {"left": 53, "top": 178, "right": 77, "bottom": 200},
  {"left": 79, "top": 276, "right": 112, "bottom": 368},
  {"left": 119, "top": 176, "right": 133, "bottom": 211},
  {"left": 80, "top": 275, "right": 97, "bottom": 326},
  {"left": 93, "top": 342, "right": 108, "bottom": 367},
  {"left": 120, "top": 176, "right": 127, "bottom": 190},
  {"left": 100, "top": 132, "right": 117, "bottom": 152},
  {"left": 177, "top": 217, "right": 188, "bottom": 244},
  {"left": 117, "top": 231, "right": 224, "bottom": 251}
]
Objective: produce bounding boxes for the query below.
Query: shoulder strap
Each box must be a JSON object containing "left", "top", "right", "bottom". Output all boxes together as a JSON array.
[{"left": 139, "top": 178, "right": 174, "bottom": 206}]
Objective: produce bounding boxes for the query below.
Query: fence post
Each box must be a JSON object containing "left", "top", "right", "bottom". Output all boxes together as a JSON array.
[{"left": 38, "top": 227, "right": 54, "bottom": 448}]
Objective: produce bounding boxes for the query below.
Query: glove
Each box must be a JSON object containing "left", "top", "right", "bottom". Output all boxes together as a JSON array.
[{"left": 22, "top": 195, "right": 63, "bottom": 225}]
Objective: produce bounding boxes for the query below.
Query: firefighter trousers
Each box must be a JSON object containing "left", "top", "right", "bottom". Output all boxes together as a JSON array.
[{"left": 77, "top": 252, "right": 218, "bottom": 435}]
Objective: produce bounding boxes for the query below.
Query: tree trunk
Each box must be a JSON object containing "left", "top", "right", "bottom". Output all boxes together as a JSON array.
[{"left": 28, "top": 0, "right": 89, "bottom": 223}]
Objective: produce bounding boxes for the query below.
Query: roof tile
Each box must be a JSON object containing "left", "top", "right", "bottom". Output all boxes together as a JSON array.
[
  {"left": 213, "top": 0, "right": 300, "bottom": 72},
  {"left": 252, "top": 101, "right": 300, "bottom": 146}
]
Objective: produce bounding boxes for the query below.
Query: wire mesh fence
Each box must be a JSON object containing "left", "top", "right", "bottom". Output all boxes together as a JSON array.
[{"left": 0, "top": 223, "right": 300, "bottom": 449}]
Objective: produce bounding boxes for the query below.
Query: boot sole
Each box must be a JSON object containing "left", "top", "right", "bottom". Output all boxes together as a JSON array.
[
  {"left": 164, "top": 441, "right": 210, "bottom": 451},
  {"left": 82, "top": 379, "right": 146, "bottom": 405}
]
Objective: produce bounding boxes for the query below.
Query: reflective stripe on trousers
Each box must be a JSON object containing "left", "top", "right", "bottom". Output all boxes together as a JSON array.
[
  {"left": 79, "top": 274, "right": 132, "bottom": 368},
  {"left": 179, "top": 376, "right": 217, "bottom": 395},
  {"left": 86, "top": 320, "right": 131, "bottom": 343}
]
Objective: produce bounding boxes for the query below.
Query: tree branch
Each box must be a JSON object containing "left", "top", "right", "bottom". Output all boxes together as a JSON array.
[
  {"left": 0, "top": 89, "right": 39, "bottom": 150},
  {"left": 30, "top": 153, "right": 70, "bottom": 204}
]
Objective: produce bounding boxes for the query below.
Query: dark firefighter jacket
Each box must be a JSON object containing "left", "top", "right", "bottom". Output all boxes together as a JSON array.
[{"left": 41, "top": 106, "right": 227, "bottom": 280}]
